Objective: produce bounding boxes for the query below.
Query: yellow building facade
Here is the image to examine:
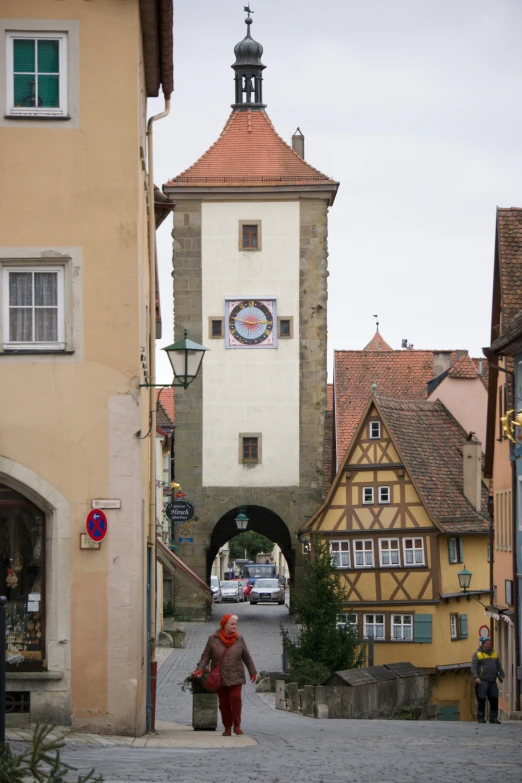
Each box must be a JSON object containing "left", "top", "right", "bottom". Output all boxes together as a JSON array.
[
  {"left": 0, "top": 0, "right": 172, "bottom": 734},
  {"left": 303, "top": 397, "right": 490, "bottom": 720}
]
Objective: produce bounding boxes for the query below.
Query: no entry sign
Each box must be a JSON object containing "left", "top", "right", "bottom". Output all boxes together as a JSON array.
[{"left": 86, "top": 508, "right": 108, "bottom": 543}]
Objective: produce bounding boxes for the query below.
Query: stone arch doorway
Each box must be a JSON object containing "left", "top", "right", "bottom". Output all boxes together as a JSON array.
[{"left": 207, "top": 505, "right": 294, "bottom": 584}]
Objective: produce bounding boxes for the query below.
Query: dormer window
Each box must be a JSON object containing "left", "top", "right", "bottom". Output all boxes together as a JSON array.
[{"left": 369, "top": 421, "right": 380, "bottom": 439}]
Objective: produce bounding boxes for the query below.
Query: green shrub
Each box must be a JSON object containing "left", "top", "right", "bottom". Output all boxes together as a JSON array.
[
  {"left": 282, "top": 535, "right": 365, "bottom": 681},
  {"left": 0, "top": 723, "right": 102, "bottom": 782},
  {"left": 163, "top": 598, "right": 175, "bottom": 618}
]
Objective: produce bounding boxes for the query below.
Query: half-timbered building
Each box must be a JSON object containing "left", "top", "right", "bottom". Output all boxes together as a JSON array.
[{"left": 303, "top": 395, "right": 490, "bottom": 720}]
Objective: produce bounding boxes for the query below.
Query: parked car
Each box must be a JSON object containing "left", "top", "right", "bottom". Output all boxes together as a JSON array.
[
  {"left": 250, "top": 578, "right": 285, "bottom": 605},
  {"left": 220, "top": 580, "right": 243, "bottom": 603},
  {"left": 210, "top": 575, "right": 222, "bottom": 603}
]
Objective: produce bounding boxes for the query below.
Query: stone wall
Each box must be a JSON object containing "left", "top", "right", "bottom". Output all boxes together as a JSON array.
[{"left": 171, "top": 196, "right": 330, "bottom": 599}]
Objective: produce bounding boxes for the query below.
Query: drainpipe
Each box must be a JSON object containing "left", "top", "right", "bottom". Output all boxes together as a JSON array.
[{"left": 146, "top": 98, "right": 170, "bottom": 730}]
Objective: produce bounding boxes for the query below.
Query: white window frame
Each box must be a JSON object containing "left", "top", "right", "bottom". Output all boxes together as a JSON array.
[
  {"left": 369, "top": 421, "right": 381, "bottom": 439},
  {"left": 353, "top": 539, "right": 374, "bottom": 568},
  {"left": 379, "top": 538, "right": 401, "bottom": 567},
  {"left": 403, "top": 537, "right": 425, "bottom": 566},
  {"left": 364, "top": 613, "right": 384, "bottom": 639},
  {"left": 337, "top": 613, "right": 358, "bottom": 631},
  {"left": 391, "top": 614, "right": 413, "bottom": 641},
  {"left": 378, "top": 485, "right": 391, "bottom": 504},
  {"left": 6, "top": 31, "right": 68, "bottom": 117},
  {"left": 2, "top": 265, "right": 65, "bottom": 350},
  {"left": 450, "top": 613, "right": 458, "bottom": 640},
  {"left": 330, "top": 540, "right": 350, "bottom": 569},
  {"left": 362, "top": 486, "right": 374, "bottom": 504}
]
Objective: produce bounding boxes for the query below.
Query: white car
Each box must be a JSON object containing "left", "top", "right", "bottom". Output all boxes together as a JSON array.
[
  {"left": 220, "top": 580, "right": 243, "bottom": 603},
  {"left": 250, "top": 578, "right": 285, "bottom": 605},
  {"left": 210, "top": 575, "right": 222, "bottom": 603}
]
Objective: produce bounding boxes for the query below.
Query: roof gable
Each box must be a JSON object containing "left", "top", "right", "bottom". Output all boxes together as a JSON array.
[
  {"left": 448, "top": 354, "right": 480, "bottom": 379},
  {"left": 163, "top": 110, "right": 338, "bottom": 195}
]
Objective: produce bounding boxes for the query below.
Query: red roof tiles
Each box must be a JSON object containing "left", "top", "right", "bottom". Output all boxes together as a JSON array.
[
  {"left": 327, "top": 383, "right": 334, "bottom": 411},
  {"left": 156, "top": 388, "right": 175, "bottom": 424},
  {"left": 377, "top": 399, "right": 489, "bottom": 534},
  {"left": 363, "top": 330, "right": 393, "bottom": 352},
  {"left": 334, "top": 350, "right": 435, "bottom": 465},
  {"left": 164, "top": 110, "right": 338, "bottom": 190},
  {"left": 498, "top": 208, "right": 522, "bottom": 331},
  {"left": 448, "top": 354, "right": 480, "bottom": 380}
]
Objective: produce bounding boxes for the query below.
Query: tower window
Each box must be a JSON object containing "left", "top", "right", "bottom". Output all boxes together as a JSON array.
[
  {"left": 208, "top": 317, "right": 224, "bottom": 338},
  {"left": 278, "top": 317, "right": 293, "bottom": 338},
  {"left": 239, "top": 433, "right": 262, "bottom": 464},
  {"left": 239, "top": 220, "right": 262, "bottom": 251},
  {"left": 369, "top": 421, "right": 381, "bottom": 439}
]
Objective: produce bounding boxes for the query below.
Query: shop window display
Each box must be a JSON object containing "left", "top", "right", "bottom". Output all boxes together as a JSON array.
[{"left": 0, "top": 484, "right": 44, "bottom": 670}]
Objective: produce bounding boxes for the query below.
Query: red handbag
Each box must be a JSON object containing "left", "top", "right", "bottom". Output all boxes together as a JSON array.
[{"left": 203, "top": 646, "right": 231, "bottom": 693}]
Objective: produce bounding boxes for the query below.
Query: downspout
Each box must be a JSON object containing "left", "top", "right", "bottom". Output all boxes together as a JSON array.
[{"left": 146, "top": 97, "right": 171, "bottom": 700}]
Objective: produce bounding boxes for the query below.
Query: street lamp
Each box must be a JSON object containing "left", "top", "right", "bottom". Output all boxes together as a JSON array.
[
  {"left": 162, "top": 329, "right": 208, "bottom": 390},
  {"left": 235, "top": 508, "right": 249, "bottom": 531},
  {"left": 457, "top": 566, "right": 472, "bottom": 592}
]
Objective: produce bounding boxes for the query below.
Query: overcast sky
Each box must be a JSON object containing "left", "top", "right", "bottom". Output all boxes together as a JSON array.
[{"left": 150, "top": 0, "right": 522, "bottom": 383}]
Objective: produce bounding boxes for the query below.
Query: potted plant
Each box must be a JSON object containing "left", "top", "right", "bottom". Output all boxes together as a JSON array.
[{"left": 183, "top": 674, "right": 218, "bottom": 731}]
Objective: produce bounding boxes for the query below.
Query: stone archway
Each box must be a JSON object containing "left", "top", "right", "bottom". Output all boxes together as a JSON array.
[{"left": 207, "top": 505, "right": 294, "bottom": 584}]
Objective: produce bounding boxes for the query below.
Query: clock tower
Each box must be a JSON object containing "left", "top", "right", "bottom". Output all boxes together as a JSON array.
[{"left": 163, "top": 10, "right": 338, "bottom": 596}]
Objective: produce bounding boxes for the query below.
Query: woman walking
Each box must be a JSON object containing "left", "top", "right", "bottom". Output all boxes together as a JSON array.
[{"left": 194, "top": 613, "right": 257, "bottom": 736}]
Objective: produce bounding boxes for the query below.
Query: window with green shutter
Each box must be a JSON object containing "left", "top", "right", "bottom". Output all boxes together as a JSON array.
[
  {"left": 7, "top": 32, "right": 67, "bottom": 116},
  {"left": 448, "top": 536, "right": 464, "bottom": 564},
  {"left": 459, "top": 614, "right": 468, "bottom": 639},
  {"left": 413, "top": 613, "right": 432, "bottom": 643}
]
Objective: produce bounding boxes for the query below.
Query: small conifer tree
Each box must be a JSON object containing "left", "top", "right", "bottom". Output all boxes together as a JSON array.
[{"left": 281, "top": 536, "right": 365, "bottom": 685}]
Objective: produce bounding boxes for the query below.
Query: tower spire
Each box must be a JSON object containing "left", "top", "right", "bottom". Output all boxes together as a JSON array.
[{"left": 232, "top": 6, "right": 266, "bottom": 110}]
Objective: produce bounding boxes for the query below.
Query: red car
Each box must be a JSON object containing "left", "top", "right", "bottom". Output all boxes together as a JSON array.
[{"left": 237, "top": 578, "right": 252, "bottom": 599}]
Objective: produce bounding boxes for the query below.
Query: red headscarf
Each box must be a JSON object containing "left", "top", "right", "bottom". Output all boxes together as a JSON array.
[{"left": 219, "top": 614, "right": 238, "bottom": 647}]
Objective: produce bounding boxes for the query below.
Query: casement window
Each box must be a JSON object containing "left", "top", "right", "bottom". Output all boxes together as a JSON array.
[
  {"left": 330, "top": 541, "right": 350, "bottom": 569},
  {"left": 392, "top": 614, "right": 413, "bottom": 641},
  {"left": 362, "top": 487, "right": 374, "bottom": 504},
  {"left": 337, "top": 613, "right": 358, "bottom": 631},
  {"left": 448, "top": 536, "right": 464, "bottom": 564},
  {"left": 369, "top": 421, "right": 381, "bottom": 439},
  {"left": 6, "top": 32, "right": 68, "bottom": 117},
  {"left": 450, "top": 613, "right": 468, "bottom": 640},
  {"left": 354, "top": 539, "right": 374, "bottom": 568},
  {"left": 364, "top": 614, "right": 384, "bottom": 639},
  {"left": 403, "top": 537, "right": 425, "bottom": 566},
  {"left": 208, "top": 317, "right": 224, "bottom": 338},
  {"left": 239, "top": 221, "right": 262, "bottom": 251},
  {"left": 379, "top": 538, "right": 400, "bottom": 567},
  {"left": 505, "top": 579, "right": 513, "bottom": 606},
  {"left": 2, "top": 266, "right": 65, "bottom": 350},
  {"left": 277, "top": 317, "right": 293, "bottom": 338},
  {"left": 240, "top": 435, "right": 260, "bottom": 464},
  {"left": 378, "top": 486, "right": 390, "bottom": 504}
]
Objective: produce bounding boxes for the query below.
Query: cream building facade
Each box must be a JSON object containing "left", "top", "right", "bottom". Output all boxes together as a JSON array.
[{"left": 0, "top": 0, "right": 173, "bottom": 735}]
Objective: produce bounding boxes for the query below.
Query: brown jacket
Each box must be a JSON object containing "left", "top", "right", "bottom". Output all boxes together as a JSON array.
[{"left": 197, "top": 631, "right": 256, "bottom": 687}]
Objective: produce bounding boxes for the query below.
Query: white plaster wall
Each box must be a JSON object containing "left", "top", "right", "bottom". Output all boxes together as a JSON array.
[
  {"left": 428, "top": 377, "right": 487, "bottom": 445},
  {"left": 202, "top": 201, "right": 300, "bottom": 487}
]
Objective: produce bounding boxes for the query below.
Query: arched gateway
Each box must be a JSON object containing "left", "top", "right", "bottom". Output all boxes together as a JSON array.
[{"left": 208, "top": 505, "right": 294, "bottom": 583}]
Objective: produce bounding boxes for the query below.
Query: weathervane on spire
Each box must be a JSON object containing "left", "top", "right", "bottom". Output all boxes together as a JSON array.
[
  {"left": 244, "top": 5, "right": 254, "bottom": 18},
  {"left": 373, "top": 314, "right": 379, "bottom": 332}
]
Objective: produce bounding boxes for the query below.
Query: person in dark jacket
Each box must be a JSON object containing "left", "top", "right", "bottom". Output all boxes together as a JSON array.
[
  {"left": 470, "top": 638, "right": 505, "bottom": 724},
  {"left": 194, "top": 613, "right": 257, "bottom": 736}
]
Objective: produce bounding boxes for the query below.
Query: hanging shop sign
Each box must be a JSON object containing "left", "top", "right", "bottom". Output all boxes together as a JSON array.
[
  {"left": 165, "top": 500, "right": 195, "bottom": 523},
  {"left": 86, "top": 508, "right": 108, "bottom": 543}
]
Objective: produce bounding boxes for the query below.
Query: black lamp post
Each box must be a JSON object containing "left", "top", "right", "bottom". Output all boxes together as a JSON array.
[{"left": 139, "top": 329, "right": 208, "bottom": 390}]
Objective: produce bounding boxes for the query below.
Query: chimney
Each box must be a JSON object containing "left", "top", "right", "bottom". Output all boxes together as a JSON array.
[
  {"left": 292, "top": 127, "right": 305, "bottom": 159},
  {"left": 463, "top": 434, "right": 482, "bottom": 511}
]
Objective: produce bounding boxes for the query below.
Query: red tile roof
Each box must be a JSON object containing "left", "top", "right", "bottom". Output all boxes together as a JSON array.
[
  {"left": 377, "top": 399, "right": 489, "bottom": 534},
  {"left": 164, "top": 110, "right": 338, "bottom": 190},
  {"left": 327, "top": 383, "right": 334, "bottom": 411},
  {"left": 323, "top": 409, "right": 334, "bottom": 496},
  {"left": 156, "top": 388, "right": 175, "bottom": 424},
  {"left": 448, "top": 354, "right": 480, "bottom": 379},
  {"left": 363, "top": 330, "right": 393, "bottom": 352},
  {"left": 334, "top": 350, "right": 435, "bottom": 465},
  {"left": 498, "top": 208, "right": 522, "bottom": 332}
]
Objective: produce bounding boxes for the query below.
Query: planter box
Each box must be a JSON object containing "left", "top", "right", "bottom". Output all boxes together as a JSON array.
[{"left": 192, "top": 693, "right": 218, "bottom": 731}]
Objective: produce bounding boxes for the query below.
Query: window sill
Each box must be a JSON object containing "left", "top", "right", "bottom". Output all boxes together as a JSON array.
[
  {"left": 1, "top": 349, "right": 75, "bottom": 355},
  {"left": 5, "top": 114, "right": 71, "bottom": 121},
  {"left": 7, "top": 671, "right": 63, "bottom": 681}
]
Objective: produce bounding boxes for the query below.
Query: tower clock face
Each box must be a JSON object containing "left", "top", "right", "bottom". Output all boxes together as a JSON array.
[{"left": 226, "top": 299, "right": 276, "bottom": 348}]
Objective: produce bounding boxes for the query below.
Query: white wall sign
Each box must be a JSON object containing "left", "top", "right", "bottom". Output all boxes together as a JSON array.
[{"left": 91, "top": 499, "right": 121, "bottom": 509}]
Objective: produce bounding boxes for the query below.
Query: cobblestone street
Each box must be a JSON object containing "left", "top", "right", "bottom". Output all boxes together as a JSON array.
[{"left": 47, "top": 601, "right": 522, "bottom": 782}]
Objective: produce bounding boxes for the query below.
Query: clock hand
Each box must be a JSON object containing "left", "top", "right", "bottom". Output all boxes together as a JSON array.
[{"left": 233, "top": 317, "right": 268, "bottom": 324}]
